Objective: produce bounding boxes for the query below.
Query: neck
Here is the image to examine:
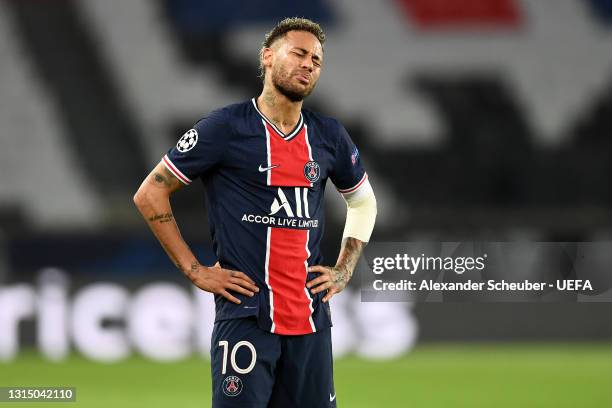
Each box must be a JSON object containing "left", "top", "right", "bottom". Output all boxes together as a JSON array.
[{"left": 256, "top": 85, "right": 303, "bottom": 133}]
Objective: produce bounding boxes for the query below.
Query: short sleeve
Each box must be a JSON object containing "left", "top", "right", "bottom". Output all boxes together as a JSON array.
[
  {"left": 330, "top": 123, "right": 367, "bottom": 194},
  {"left": 162, "top": 109, "right": 230, "bottom": 185}
]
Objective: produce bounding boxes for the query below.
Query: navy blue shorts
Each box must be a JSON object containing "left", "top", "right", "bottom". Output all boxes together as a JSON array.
[{"left": 211, "top": 317, "right": 336, "bottom": 407}]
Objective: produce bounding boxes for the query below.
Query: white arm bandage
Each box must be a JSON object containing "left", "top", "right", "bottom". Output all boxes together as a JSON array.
[{"left": 340, "top": 177, "right": 377, "bottom": 242}]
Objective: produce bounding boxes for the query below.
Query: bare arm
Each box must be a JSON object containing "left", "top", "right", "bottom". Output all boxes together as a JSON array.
[
  {"left": 133, "top": 161, "right": 259, "bottom": 303},
  {"left": 307, "top": 237, "right": 364, "bottom": 303}
]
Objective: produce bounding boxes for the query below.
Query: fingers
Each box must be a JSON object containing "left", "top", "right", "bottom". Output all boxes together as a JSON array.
[
  {"left": 210, "top": 264, "right": 256, "bottom": 285},
  {"left": 229, "top": 277, "right": 259, "bottom": 293},
  {"left": 306, "top": 265, "right": 334, "bottom": 295},
  {"left": 229, "top": 270, "right": 257, "bottom": 286},
  {"left": 306, "top": 275, "right": 330, "bottom": 289},
  {"left": 209, "top": 266, "right": 258, "bottom": 290},
  {"left": 322, "top": 288, "right": 338, "bottom": 303},
  {"left": 220, "top": 290, "right": 241, "bottom": 304},
  {"left": 308, "top": 265, "right": 329, "bottom": 274},
  {"left": 305, "top": 265, "right": 344, "bottom": 301},
  {"left": 311, "top": 281, "right": 333, "bottom": 294},
  {"left": 227, "top": 283, "right": 255, "bottom": 297},
  {"left": 198, "top": 265, "right": 260, "bottom": 301},
  {"left": 219, "top": 268, "right": 258, "bottom": 300}
]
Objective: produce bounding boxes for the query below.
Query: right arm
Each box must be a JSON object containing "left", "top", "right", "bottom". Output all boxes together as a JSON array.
[{"left": 133, "top": 161, "right": 259, "bottom": 303}]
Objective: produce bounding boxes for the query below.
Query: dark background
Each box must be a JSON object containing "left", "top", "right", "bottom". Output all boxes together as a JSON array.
[{"left": 2, "top": 0, "right": 612, "bottom": 347}]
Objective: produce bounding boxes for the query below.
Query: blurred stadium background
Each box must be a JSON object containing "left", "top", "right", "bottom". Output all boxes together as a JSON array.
[{"left": 1, "top": 0, "right": 612, "bottom": 406}]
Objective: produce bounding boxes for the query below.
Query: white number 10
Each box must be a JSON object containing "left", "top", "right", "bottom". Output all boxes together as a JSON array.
[{"left": 218, "top": 340, "right": 257, "bottom": 375}]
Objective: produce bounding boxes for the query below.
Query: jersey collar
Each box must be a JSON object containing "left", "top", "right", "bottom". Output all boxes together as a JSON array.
[{"left": 251, "top": 98, "right": 304, "bottom": 141}]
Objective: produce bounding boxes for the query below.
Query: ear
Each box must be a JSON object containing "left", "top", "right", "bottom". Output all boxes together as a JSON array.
[{"left": 262, "top": 47, "right": 274, "bottom": 72}]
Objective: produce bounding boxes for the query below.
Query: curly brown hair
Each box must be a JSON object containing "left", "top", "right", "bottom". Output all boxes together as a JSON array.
[{"left": 258, "top": 17, "right": 326, "bottom": 80}]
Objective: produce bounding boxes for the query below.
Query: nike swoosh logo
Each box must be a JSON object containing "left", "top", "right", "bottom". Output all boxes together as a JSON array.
[
  {"left": 258, "top": 164, "right": 280, "bottom": 172},
  {"left": 243, "top": 306, "right": 257, "bottom": 309},
  {"left": 329, "top": 393, "right": 336, "bottom": 402}
]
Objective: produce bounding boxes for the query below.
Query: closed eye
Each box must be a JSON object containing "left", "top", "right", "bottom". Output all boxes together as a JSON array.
[{"left": 292, "top": 48, "right": 322, "bottom": 67}]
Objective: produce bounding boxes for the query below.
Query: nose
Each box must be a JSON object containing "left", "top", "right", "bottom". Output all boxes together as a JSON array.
[{"left": 301, "top": 58, "right": 314, "bottom": 72}]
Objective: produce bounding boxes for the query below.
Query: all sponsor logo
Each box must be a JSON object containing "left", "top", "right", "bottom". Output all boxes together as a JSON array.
[{"left": 241, "top": 187, "right": 319, "bottom": 228}]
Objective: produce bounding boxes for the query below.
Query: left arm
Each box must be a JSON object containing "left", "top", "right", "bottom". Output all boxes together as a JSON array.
[{"left": 307, "top": 178, "right": 377, "bottom": 302}]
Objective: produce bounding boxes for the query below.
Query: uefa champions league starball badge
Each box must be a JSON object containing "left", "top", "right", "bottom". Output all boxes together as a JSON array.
[
  {"left": 176, "top": 129, "right": 198, "bottom": 152},
  {"left": 304, "top": 161, "right": 320, "bottom": 183},
  {"left": 222, "top": 376, "right": 243, "bottom": 397}
]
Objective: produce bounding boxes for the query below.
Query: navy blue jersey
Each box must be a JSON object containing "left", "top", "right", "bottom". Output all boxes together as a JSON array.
[{"left": 164, "top": 99, "right": 367, "bottom": 335}]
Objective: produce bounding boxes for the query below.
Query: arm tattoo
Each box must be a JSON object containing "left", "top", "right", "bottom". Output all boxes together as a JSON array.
[
  {"left": 148, "top": 213, "right": 174, "bottom": 223},
  {"left": 187, "top": 260, "right": 200, "bottom": 279},
  {"left": 333, "top": 238, "right": 364, "bottom": 287},
  {"left": 152, "top": 172, "right": 171, "bottom": 187},
  {"left": 176, "top": 260, "right": 200, "bottom": 279},
  {"left": 150, "top": 167, "right": 179, "bottom": 188}
]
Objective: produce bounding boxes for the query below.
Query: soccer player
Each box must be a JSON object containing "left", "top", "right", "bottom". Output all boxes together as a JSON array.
[{"left": 133, "top": 17, "right": 377, "bottom": 407}]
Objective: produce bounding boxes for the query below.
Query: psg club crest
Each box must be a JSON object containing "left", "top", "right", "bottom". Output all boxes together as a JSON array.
[
  {"left": 304, "top": 161, "right": 320, "bottom": 183},
  {"left": 176, "top": 129, "right": 198, "bottom": 153},
  {"left": 222, "top": 376, "right": 243, "bottom": 397}
]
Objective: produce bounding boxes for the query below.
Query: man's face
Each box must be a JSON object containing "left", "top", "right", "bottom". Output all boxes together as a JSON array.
[{"left": 266, "top": 31, "right": 323, "bottom": 102}]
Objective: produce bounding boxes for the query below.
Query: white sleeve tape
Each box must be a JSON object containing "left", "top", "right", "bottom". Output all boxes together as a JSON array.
[{"left": 341, "top": 178, "right": 377, "bottom": 242}]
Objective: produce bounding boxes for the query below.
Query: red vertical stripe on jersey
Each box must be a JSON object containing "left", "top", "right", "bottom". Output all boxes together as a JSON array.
[
  {"left": 267, "top": 227, "right": 313, "bottom": 335},
  {"left": 265, "top": 123, "right": 312, "bottom": 187}
]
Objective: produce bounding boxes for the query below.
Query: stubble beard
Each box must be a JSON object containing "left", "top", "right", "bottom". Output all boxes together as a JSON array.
[{"left": 271, "top": 64, "right": 316, "bottom": 102}]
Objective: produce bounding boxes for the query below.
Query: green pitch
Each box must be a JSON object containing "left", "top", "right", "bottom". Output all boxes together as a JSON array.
[{"left": 2, "top": 343, "right": 611, "bottom": 408}]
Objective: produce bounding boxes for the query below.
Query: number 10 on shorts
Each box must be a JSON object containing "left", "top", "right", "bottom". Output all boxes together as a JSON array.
[{"left": 218, "top": 340, "right": 257, "bottom": 375}]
